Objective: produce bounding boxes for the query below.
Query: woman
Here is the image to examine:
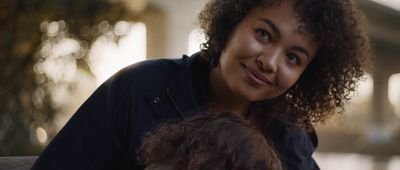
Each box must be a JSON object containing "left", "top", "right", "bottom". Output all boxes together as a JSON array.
[
  {"left": 32, "top": 0, "right": 371, "bottom": 170},
  {"left": 139, "top": 112, "right": 283, "bottom": 170}
]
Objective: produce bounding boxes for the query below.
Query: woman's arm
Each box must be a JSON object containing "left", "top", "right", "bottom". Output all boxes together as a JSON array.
[{"left": 31, "top": 75, "right": 129, "bottom": 170}]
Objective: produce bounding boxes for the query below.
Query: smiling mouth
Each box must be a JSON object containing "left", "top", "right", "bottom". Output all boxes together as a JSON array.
[{"left": 241, "top": 64, "right": 272, "bottom": 86}]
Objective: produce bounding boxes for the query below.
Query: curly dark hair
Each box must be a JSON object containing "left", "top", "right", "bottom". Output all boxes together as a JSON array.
[
  {"left": 198, "top": 0, "right": 372, "bottom": 127},
  {"left": 138, "top": 112, "right": 283, "bottom": 170}
]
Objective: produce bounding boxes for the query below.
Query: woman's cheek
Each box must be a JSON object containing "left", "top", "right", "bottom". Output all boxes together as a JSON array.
[{"left": 278, "top": 72, "right": 298, "bottom": 92}]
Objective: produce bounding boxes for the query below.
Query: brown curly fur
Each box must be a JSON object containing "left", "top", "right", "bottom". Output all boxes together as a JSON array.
[
  {"left": 198, "top": 0, "right": 372, "bottom": 128},
  {"left": 138, "top": 112, "right": 283, "bottom": 170}
]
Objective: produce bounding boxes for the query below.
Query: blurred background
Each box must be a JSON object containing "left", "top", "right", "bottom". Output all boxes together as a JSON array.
[{"left": 0, "top": 0, "right": 399, "bottom": 169}]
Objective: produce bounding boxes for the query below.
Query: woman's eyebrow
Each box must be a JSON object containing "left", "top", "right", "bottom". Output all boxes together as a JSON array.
[
  {"left": 292, "top": 46, "right": 310, "bottom": 60},
  {"left": 259, "top": 18, "right": 311, "bottom": 59},
  {"left": 258, "top": 18, "right": 281, "bottom": 38}
]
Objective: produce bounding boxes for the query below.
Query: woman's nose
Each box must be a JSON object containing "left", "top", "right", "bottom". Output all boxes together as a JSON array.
[{"left": 256, "top": 49, "right": 281, "bottom": 73}]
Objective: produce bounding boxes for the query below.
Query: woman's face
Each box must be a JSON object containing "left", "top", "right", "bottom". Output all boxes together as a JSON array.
[{"left": 219, "top": 0, "right": 318, "bottom": 102}]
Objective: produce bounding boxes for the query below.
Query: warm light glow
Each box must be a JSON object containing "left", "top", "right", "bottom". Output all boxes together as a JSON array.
[
  {"left": 89, "top": 22, "right": 146, "bottom": 85},
  {"left": 35, "top": 127, "right": 48, "bottom": 144},
  {"left": 388, "top": 156, "right": 400, "bottom": 170},
  {"left": 120, "top": 0, "right": 148, "bottom": 13},
  {"left": 350, "top": 74, "right": 374, "bottom": 104},
  {"left": 114, "top": 21, "right": 131, "bottom": 36},
  {"left": 314, "top": 152, "right": 374, "bottom": 170},
  {"left": 187, "top": 28, "right": 206, "bottom": 55},
  {"left": 370, "top": 0, "right": 400, "bottom": 11},
  {"left": 314, "top": 152, "right": 400, "bottom": 170},
  {"left": 35, "top": 22, "right": 81, "bottom": 84},
  {"left": 389, "top": 73, "right": 400, "bottom": 116},
  {"left": 51, "top": 38, "right": 80, "bottom": 57}
]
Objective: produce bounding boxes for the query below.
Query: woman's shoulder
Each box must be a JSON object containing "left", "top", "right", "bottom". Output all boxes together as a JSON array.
[
  {"left": 108, "top": 55, "right": 194, "bottom": 86},
  {"left": 263, "top": 115, "right": 319, "bottom": 169},
  {"left": 121, "top": 56, "right": 191, "bottom": 78}
]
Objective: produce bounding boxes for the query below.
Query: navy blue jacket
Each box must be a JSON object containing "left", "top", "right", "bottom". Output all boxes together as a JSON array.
[{"left": 32, "top": 53, "right": 319, "bottom": 170}]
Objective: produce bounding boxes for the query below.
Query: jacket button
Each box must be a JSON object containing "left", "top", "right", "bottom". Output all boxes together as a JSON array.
[{"left": 153, "top": 97, "right": 160, "bottom": 104}]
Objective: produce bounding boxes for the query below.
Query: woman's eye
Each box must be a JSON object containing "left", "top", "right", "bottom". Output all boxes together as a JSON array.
[
  {"left": 255, "top": 29, "right": 271, "bottom": 42},
  {"left": 287, "top": 53, "right": 301, "bottom": 65}
]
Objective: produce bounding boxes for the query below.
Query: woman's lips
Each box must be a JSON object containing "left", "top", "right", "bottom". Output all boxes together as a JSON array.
[{"left": 242, "top": 64, "right": 272, "bottom": 86}]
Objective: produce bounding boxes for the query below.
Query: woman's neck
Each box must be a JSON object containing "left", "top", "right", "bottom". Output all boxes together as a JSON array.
[{"left": 207, "top": 67, "right": 250, "bottom": 119}]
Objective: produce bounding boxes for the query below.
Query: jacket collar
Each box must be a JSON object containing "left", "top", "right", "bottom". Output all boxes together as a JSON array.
[{"left": 165, "top": 52, "right": 208, "bottom": 118}]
